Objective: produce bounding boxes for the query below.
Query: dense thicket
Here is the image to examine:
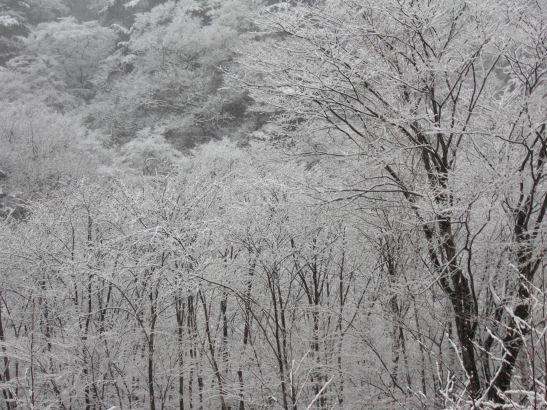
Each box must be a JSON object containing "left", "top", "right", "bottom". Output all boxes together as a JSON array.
[{"left": 0, "top": 1, "right": 545, "bottom": 409}]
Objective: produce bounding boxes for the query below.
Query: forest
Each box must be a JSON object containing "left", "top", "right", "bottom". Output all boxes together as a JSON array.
[{"left": 0, "top": 0, "right": 545, "bottom": 409}]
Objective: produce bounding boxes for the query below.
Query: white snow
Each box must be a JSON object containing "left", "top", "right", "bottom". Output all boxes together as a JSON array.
[{"left": 0, "top": 15, "right": 20, "bottom": 28}]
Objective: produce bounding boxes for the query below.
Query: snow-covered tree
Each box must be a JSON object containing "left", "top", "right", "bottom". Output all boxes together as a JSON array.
[{"left": 237, "top": 0, "right": 546, "bottom": 404}]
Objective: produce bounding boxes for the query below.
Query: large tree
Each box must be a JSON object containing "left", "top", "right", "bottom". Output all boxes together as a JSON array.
[{"left": 237, "top": 0, "right": 546, "bottom": 403}]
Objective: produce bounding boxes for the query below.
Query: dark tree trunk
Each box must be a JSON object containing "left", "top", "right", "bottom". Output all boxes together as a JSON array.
[
  {"left": 175, "top": 295, "right": 185, "bottom": 410},
  {"left": 0, "top": 292, "right": 14, "bottom": 410}
]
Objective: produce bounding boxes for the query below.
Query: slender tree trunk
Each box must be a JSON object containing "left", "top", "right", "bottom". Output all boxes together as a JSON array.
[
  {"left": 199, "top": 291, "right": 227, "bottom": 410},
  {"left": 237, "top": 258, "right": 256, "bottom": 410},
  {"left": 220, "top": 295, "right": 229, "bottom": 381},
  {"left": 197, "top": 369, "right": 203, "bottom": 410},
  {"left": 187, "top": 295, "right": 194, "bottom": 410},
  {"left": 148, "top": 288, "right": 157, "bottom": 410},
  {"left": 30, "top": 299, "right": 36, "bottom": 409},
  {"left": 0, "top": 291, "right": 14, "bottom": 410},
  {"left": 82, "top": 214, "right": 94, "bottom": 410},
  {"left": 267, "top": 269, "right": 290, "bottom": 410},
  {"left": 390, "top": 300, "right": 401, "bottom": 389},
  {"left": 337, "top": 245, "right": 346, "bottom": 407},
  {"left": 408, "top": 294, "right": 427, "bottom": 397},
  {"left": 175, "top": 295, "right": 185, "bottom": 410}
]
